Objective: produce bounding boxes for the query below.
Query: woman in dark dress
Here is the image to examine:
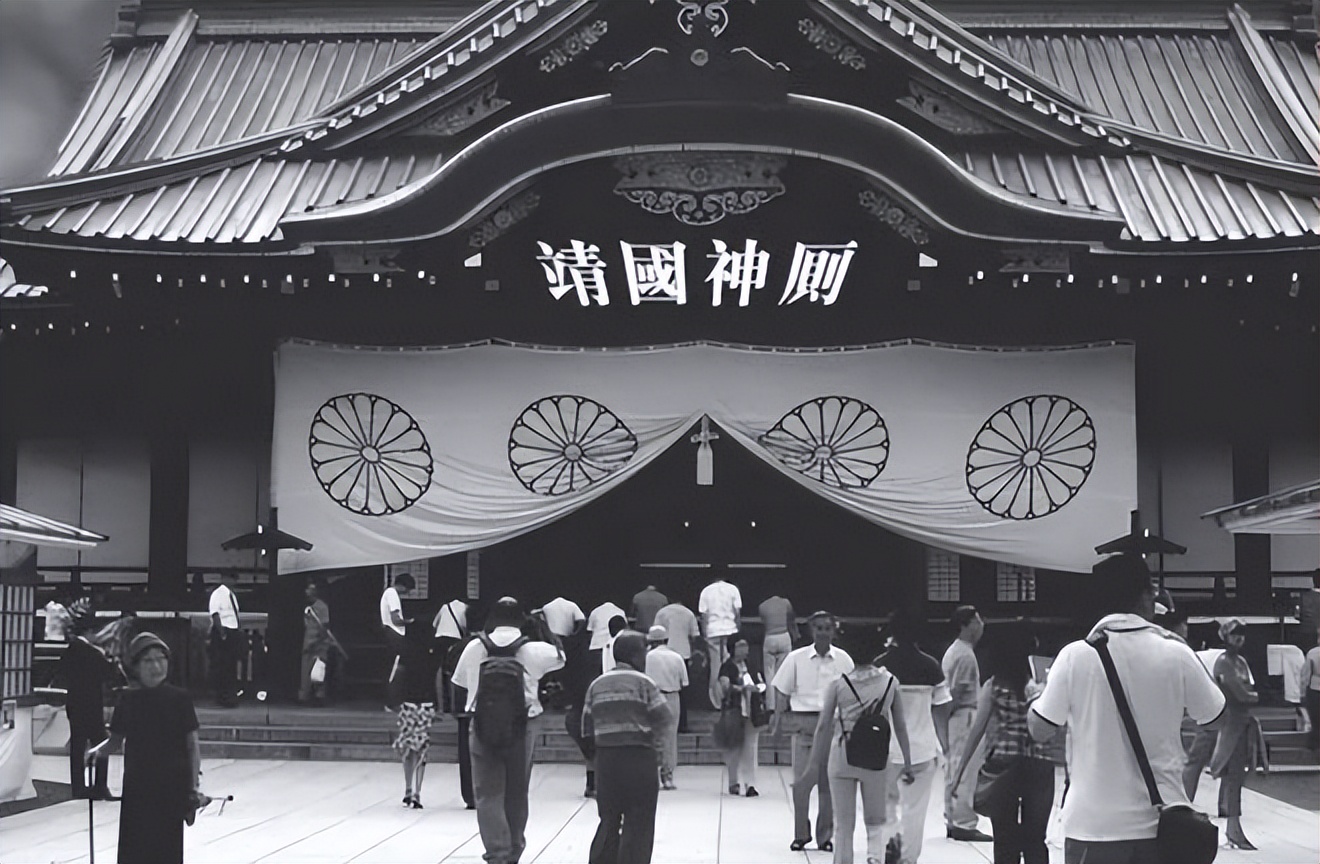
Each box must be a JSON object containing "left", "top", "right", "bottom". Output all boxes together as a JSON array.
[{"left": 89, "top": 631, "right": 201, "bottom": 864}]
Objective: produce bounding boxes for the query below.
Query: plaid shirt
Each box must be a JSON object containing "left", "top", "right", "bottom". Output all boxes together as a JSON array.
[{"left": 990, "top": 682, "right": 1064, "bottom": 763}]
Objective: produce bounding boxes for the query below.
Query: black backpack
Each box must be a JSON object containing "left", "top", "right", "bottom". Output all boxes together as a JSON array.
[
  {"left": 474, "top": 633, "right": 529, "bottom": 748},
  {"left": 838, "top": 673, "right": 893, "bottom": 771}
]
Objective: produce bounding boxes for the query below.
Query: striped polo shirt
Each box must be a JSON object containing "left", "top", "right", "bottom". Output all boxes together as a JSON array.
[{"left": 582, "top": 666, "right": 669, "bottom": 750}]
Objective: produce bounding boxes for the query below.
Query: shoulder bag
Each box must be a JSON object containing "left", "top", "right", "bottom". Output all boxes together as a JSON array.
[
  {"left": 837, "top": 673, "right": 892, "bottom": 771},
  {"left": 1090, "top": 632, "right": 1219, "bottom": 864}
]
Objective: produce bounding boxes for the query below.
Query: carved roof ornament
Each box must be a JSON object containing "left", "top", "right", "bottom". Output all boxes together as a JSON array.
[
  {"left": 406, "top": 82, "right": 509, "bottom": 137},
  {"left": 613, "top": 152, "right": 786, "bottom": 226},
  {"left": 858, "top": 187, "right": 931, "bottom": 246},
  {"left": 468, "top": 191, "right": 541, "bottom": 249},
  {"left": 661, "top": 0, "right": 738, "bottom": 38},
  {"left": 538, "top": 20, "right": 609, "bottom": 73},
  {"left": 999, "top": 246, "right": 1072, "bottom": 273},
  {"left": 798, "top": 18, "right": 866, "bottom": 70},
  {"left": 898, "top": 81, "right": 1004, "bottom": 136}
]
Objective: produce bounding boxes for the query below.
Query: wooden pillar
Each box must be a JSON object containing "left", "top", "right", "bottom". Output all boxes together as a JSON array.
[
  {"left": 148, "top": 432, "right": 188, "bottom": 598},
  {"left": 1232, "top": 439, "right": 1271, "bottom": 613},
  {"left": 264, "top": 508, "right": 303, "bottom": 702}
]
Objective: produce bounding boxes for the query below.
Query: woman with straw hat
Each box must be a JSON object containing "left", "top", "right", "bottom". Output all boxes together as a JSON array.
[{"left": 88, "top": 631, "right": 201, "bottom": 864}]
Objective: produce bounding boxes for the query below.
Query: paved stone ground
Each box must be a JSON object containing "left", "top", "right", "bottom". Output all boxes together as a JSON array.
[{"left": 5, "top": 755, "right": 1316, "bottom": 863}]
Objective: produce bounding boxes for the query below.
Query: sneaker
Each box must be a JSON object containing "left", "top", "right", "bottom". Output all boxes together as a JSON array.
[
  {"left": 884, "top": 835, "right": 901, "bottom": 864},
  {"left": 728, "top": 783, "right": 740, "bottom": 796},
  {"left": 744, "top": 786, "right": 759, "bottom": 797}
]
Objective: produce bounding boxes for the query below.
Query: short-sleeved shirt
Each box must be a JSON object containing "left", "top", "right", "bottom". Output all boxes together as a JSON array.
[
  {"left": 1306, "top": 646, "right": 1320, "bottom": 692},
  {"left": 1031, "top": 614, "right": 1225, "bottom": 842},
  {"left": 451, "top": 626, "right": 565, "bottom": 718},
  {"left": 110, "top": 684, "right": 199, "bottom": 791},
  {"left": 587, "top": 602, "right": 627, "bottom": 650},
  {"left": 646, "top": 645, "right": 690, "bottom": 693},
  {"left": 583, "top": 667, "right": 670, "bottom": 749},
  {"left": 303, "top": 599, "right": 330, "bottom": 651},
  {"left": 379, "top": 587, "right": 404, "bottom": 635},
  {"left": 876, "top": 645, "right": 951, "bottom": 765},
  {"left": 209, "top": 584, "right": 241, "bottom": 630},
  {"left": 654, "top": 604, "right": 700, "bottom": 659},
  {"left": 632, "top": 588, "right": 669, "bottom": 633},
  {"left": 432, "top": 600, "right": 468, "bottom": 639},
  {"left": 772, "top": 644, "right": 855, "bottom": 713},
  {"left": 698, "top": 581, "right": 742, "bottom": 638},
  {"left": 941, "top": 637, "right": 979, "bottom": 712},
  {"left": 758, "top": 596, "right": 794, "bottom": 636},
  {"left": 542, "top": 597, "right": 586, "bottom": 638}
]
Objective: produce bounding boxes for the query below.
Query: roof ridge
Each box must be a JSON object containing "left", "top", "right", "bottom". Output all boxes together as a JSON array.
[{"left": 1228, "top": 4, "right": 1320, "bottom": 164}]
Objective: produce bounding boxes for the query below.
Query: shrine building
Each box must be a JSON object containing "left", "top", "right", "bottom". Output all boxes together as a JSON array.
[{"left": 1, "top": 0, "right": 1316, "bottom": 698}]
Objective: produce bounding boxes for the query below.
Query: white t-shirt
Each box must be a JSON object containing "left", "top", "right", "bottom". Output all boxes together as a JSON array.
[
  {"left": 771, "top": 644, "right": 855, "bottom": 712},
  {"left": 208, "top": 584, "right": 240, "bottom": 630},
  {"left": 432, "top": 600, "right": 468, "bottom": 639},
  {"left": 379, "top": 587, "right": 404, "bottom": 635},
  {"left": 1031, "top": 615, "right": 1225, "bottom": 842},
  {"left": 889, "top": 681, "right": 952, "bottom": 765},
  {"left": 450, "top": 627, "right": 566, "bottom": 718},
  {"left": 542, "top": 597, "right": 586, "bottom": 638},
  {"left": 587, "top": 602, "right": 627, "bottom": 650},
  {"left": 698, "top": 580, "right": 742, "bottom": 638}
]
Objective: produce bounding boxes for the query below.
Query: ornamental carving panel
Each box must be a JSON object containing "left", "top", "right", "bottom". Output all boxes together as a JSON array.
[
  {"left": 898, "top": 81, "right": 1004, "bottom": 136},
  {"left": 539, "top": 20, "right": 609, "bottom": 72},
  {"left": 408, "top": 82, "right": 510, "bottom": 137},
  {"left": 798, "top": 19, "right": 866, "bottom": 69},
  {"left": 469, "top": 191, "right": 541, "bottom": 249},
  {"left": 858, "top": 188, "right": 930, "bottom": 245},
  {"left": 613, "top": 153, "right": 786, "bottom": 226}
]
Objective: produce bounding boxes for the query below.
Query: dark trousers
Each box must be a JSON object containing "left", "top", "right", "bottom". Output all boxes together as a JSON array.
[
  {"left": 988, "top": 758, "right": 1054, "bottom": 864},
  {"left": 677, "top": 659, "right": 694, "bottom": 732},
  {"left": 457, "top": 714, "right": 475, "bottom": 808},
  {"left": 590, "top": 745, "right": 659, "bottom": 864},
  {"left": 68, "top": 727, "right": 109, "bottom": 798},
  {"left": 1064, "top": 838, "right": 1159, "bottom": 864},
  {"left": 209, "top": 628, "right": 243, "bottom": 705}
]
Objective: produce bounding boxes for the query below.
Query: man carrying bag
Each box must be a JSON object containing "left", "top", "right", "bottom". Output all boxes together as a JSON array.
[{"left": 1027, "top": 554, "right": 1224, "bottom": 864}]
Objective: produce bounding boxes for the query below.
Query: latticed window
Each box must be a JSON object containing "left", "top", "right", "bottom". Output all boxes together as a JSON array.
[
  {"left": 996, "top": 561, "right": 1036, "bottom": 602},
  {"left": 1, "top": 585, "right": 35, "bottom": 700},
  {"left": 926, "top": 547, "right": 961, "bottom": 602}
]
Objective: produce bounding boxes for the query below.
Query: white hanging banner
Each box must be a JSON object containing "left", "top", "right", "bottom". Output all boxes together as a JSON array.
[{"left": 273, "top": 340, "right": 1135, "bottom": 574}]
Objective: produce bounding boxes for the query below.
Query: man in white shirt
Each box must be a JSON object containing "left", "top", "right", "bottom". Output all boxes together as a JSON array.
[
  {"left": 380, "top": 574, "right": 414, "bottom": 708},
  {"left": 452, "top": 597, "right": 565, "bottom": 864},
  {"left": 940, "top": 604, "right": 991, "bottom": 842},
  {"left": 1029, "top": 554, "right": 1225, "bottom": 864},
  {"left": 645, "top": 625, "right": 689, "bottom": 790},
  {"left": 208, "top": 574, "right": 245, "bottom": 707},
  {"left": 588, "top": 600, "right": 627, "bottom": 671},
  {"left": 654, "top": 600, "right": 702, "bottom": 733},
  {"left": 771, "top": 611, "right": 854, "bottom": 853},
  {"left": 698, "top": 577, "right": 742, "bottom": 709},
  {"left": 541, "top": 596, "right": 586, "bottom": 638},
  {"left": 432, "top": 597, "right": 469, "bottom": 713}
]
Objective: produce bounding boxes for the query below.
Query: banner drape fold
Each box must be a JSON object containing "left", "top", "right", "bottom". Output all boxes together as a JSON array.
[{"left": 274, "top": 340, "right": 1135, "bottom": 574}]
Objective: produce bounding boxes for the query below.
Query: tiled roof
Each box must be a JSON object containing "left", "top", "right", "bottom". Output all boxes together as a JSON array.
[
  {"left": 51, "top": 34, "right": 428, "bottom": 176},
  {"left": 120, "top": 37, "right": 428, "bottom": 166},
  {"left": 980, "top": 30, "right": 1312, "bottom": 163},
  {"left": 15, "top": 151, "right": 441, "bottom": 244},
  {"left": 959, "top": 149, "right": 1320, "bottom": 243},
  {"left": 1266, "top": 34, "right": 1320, "bottom": 126}
]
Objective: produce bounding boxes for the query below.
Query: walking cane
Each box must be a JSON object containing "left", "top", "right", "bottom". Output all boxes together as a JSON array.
[{"left": 86, "top": 759, "right": 96, "bottom": 864}]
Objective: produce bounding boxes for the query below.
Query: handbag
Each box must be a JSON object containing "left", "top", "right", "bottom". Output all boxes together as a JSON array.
[
  {"left": 309, "top": 657, "right": 327, "bottom": 683},
  {"left": 749, "top": 688, "right": 770, "bottom": 728},
  {"left": 1090, "top": 632, "right": 1219, "bottom": 864},
  {"left": 713, "top": 693, "right": 745, "bottom": 749},
  {"left": 837, "top": 674, "right": 892, "bottom": 771},
  {"left": 973, "top": 755, "right": 1022, "bottom": 817}
]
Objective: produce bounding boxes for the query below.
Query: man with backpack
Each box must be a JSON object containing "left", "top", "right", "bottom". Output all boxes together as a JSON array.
[{"left": 451, "top": 597, "right": 564, "bottom": 864}]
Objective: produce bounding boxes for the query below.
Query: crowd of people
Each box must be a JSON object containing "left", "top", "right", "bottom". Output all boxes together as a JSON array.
[{"left": 37, "top": 560, "right": 1318, "bottom": 864}]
